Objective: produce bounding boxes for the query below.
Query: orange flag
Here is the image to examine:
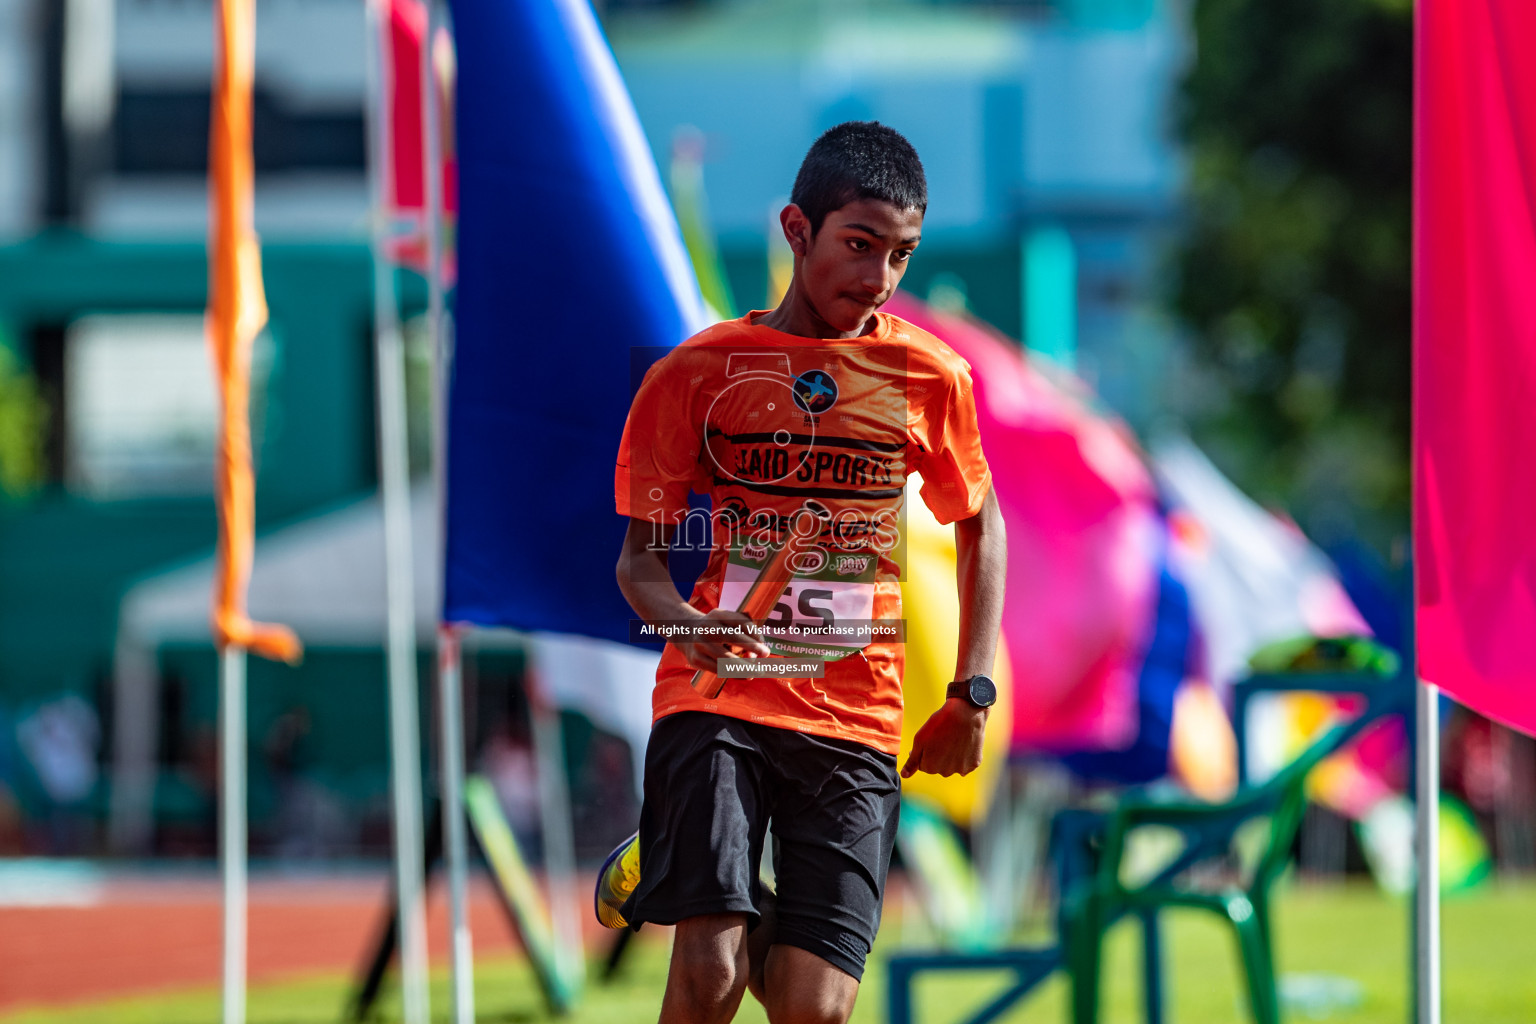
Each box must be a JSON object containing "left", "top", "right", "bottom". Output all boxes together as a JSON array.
[{"left": 206, "top": 0, "right": 300, "bottom": 664}]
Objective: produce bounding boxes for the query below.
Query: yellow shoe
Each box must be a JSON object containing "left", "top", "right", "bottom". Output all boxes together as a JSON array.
[{"left": 594, "top": 831, "right": 641, "bottom": 928}]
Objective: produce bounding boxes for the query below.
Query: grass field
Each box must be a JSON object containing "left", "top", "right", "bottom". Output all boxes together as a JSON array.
[{"left": 4, "top": 880, "right": 1533, "bottom": 1023}]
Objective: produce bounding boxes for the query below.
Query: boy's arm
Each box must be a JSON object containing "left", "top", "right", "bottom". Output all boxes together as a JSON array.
[
  {"left": 615, "top": 517, "right": 769, "bottom": 673},
  {"left": 900, "top": 486, "right": 1006, "bottom": 778}
]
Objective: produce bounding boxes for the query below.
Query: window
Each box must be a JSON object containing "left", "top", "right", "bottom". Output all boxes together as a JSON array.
[
  {"left": 114, "top": 88, "right": 365, "bottom": 177},
  {"left": 65, "top": 314, "right": 273, "bottom": 498}
]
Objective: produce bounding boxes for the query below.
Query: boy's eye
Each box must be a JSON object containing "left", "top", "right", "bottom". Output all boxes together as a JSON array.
[
  {"left": 848, "top": 238, "right": 869, "bottom": 252},
  {"left": 893, "top": 249, "right": 913, "bottom": 263}
]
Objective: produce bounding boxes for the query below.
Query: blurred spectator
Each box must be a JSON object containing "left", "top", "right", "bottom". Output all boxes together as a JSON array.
[
  {"left": 0, "top": 703, "right": 23, "bottom": 853},
  {"left": 480, "top": 728, "right": 542, "bottom": 861},
  {"left": 571, "top": 730, "right": 639, "bottom": 863},
  {"left": 0, "top": 784, "right": 21, "bottom": 854},
  {"left": 262, "top": 706, "right": 356, "bottom": 859},
  {"left": 1444, "top": 710, "right": 1536, "bottom": 871},
  {"left": 15, "top": 694, "right": 99, "bottom": 853}
]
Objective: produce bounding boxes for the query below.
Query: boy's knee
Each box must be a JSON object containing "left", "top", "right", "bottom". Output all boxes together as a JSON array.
[
  {"left": 764, "top": 985, "right": 856, "bottom": 1024},
  {"left": 670, "top": 965, "right": 746, "bottom": 1024},
  {"left": 761, "top": 945, "right": 859, "bottom": 1024}
]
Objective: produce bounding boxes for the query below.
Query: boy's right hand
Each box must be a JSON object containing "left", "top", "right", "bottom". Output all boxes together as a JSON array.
[{"left": 675, "top": 608, "right": 771, "bottom": 673}]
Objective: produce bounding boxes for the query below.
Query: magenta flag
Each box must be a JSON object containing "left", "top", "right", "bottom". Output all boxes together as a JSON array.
[
  {"left": 884, "top": 294, "right": 1161, "bottom": 752},
  {"left": 1415, "top": 0, "right": 1536, "bottom": 736}
]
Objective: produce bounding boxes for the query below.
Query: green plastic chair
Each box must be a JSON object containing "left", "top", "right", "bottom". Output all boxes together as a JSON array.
[{"left": 1062, "top": 641, "right": 1408, "bottom": 1024}]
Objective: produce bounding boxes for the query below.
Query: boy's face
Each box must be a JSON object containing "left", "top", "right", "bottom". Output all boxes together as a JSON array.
[{"left": 783, "top": 198, "right": 923, "bottom": 333}]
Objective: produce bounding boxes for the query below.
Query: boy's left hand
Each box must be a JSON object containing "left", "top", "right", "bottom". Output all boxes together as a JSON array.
[{"left": 900, "top": 699, "right": 987, "bottom": 778}]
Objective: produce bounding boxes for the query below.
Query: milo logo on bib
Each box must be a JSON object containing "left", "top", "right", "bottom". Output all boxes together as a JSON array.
[{"left": 721, "top": 536, "right": 878, "bottom": 660}]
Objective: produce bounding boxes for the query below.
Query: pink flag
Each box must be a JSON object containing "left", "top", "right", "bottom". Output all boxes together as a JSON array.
[
  {"left": 885, "top": 294, "right": 1161, "bottom": 752},
  {"left": 1415, "top": 0, "right": 1536, "bottom": 736}
]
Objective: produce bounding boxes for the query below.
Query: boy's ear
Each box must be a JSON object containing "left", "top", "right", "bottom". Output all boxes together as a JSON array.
[{"left": 780, "top": 204, "right": 811, "bottom": 257}]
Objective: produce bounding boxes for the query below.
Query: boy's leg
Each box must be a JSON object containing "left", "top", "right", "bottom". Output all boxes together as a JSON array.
[
  {"left": 754, "top": 726, "right": 902, "bottom": 1024},
  {"left": 744, "top": 888, "right": 777, "bottom": 1003},
  {"left": 661, "top": 913, "right": 751, "bottom": 1024},
  {"left": 620, "top": 712, "right": 774, "bottom": 1020},
  {"left": 759, "top": 943, "right": 859, "bottom": 1024}
]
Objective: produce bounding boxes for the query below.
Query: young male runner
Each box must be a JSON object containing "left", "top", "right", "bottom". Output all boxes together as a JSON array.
[{"left": 605, "top": 121, "right": 1006, "bottom": 1024}]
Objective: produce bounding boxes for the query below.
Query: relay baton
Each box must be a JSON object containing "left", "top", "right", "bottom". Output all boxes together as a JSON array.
[{"left": 691, "top": 508, "right": 821, "bottom": 699}]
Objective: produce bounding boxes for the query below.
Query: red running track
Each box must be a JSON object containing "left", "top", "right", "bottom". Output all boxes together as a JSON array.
[{"left": 0, "top": 871, "right": 612, "bottom": 1013}]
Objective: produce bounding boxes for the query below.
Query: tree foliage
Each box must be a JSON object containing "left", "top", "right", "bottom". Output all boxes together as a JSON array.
[
  {"left": 1169, "top": 0, "right": 1412, "bottom": 546},
  {"left": 0, "top": 338, "right": 46, "bottom": 501}
]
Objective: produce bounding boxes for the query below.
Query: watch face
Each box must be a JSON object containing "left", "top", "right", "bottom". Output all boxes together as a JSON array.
[{"left": 969, "top": 675, "right": 998, "bottom": 707}]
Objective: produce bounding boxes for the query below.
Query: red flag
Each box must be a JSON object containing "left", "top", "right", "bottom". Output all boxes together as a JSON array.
[
  {"left": 385, "top": 0, "right": 456, "bottom": 277},
  {"left": 1415, "top": 0, "right": 1536, "bottom": 735}
]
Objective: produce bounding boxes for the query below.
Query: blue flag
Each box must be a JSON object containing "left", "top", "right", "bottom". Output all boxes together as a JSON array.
[{"left": 445, "top": 0, "right": 708, "bottom": 639}]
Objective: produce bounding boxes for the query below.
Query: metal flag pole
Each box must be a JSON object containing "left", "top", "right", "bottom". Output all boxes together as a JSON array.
[
  {"left": 421, "top": 2, "right": 475, "bottom": 1020},
  {"left": 438, "top": 624, "right": 474, "bottom": 1023},
  {"left": 220, "top": 643, "right": 247, "bottom": 1024},
  {"left": 530, "top": 677, "right": 583, "bottom": 994},
  {"left": 1415, "top": 677, "right": 1441, "bottom": 1024},
  {"left": 364, "top": 2, "right": 430, "bottom": 1022}
]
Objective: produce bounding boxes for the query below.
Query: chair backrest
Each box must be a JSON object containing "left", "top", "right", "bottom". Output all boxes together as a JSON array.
[
  {"left": 1249, "top": 720, "right": 1351, "bottom": 887},
  {"left": 1240, "top": 675, "right": 1411, "bottom": 890},
  {"left": 1104, "top": 676, "right": 1408, "bottom": 900}
]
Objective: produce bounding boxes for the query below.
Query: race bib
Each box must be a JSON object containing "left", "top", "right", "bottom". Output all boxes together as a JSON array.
[{"left": 720, "top": 538, "right": 879, "bottom": 659}]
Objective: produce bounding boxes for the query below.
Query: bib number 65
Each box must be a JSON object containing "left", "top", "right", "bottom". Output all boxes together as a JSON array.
[{"left": 764, "top": 585, "right": 835, "bottom": 630}]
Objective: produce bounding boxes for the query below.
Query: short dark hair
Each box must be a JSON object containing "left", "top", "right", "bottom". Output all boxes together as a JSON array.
[{"left": 790, "top": 121, "right": 927, "bottom": 235}]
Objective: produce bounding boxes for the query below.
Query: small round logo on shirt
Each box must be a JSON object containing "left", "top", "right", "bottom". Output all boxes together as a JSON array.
[
  {"left": 788, "top": 546, "right": 829, "bottom": 575},
  {"left": 792, "top": 370, "right": 838, "bottom": 414}
]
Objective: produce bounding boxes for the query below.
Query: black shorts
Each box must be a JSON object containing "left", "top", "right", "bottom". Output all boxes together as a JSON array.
[{"left": 620, "top": 711, "right": 901, "bottom": 981}]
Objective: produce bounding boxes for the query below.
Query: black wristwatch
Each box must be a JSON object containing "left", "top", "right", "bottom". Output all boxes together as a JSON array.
[{"left": 946, "top": 674, "right": 997, "bottom": 709}]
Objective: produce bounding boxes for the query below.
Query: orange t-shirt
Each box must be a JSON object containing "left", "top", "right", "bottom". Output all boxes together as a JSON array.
[{"left": 614, "top": 311, "right": 992, "bottom": 754}]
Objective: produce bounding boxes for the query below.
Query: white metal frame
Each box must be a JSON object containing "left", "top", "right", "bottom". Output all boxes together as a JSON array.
[
  {"left": 219, "top": 645, "right": 247, "bottom": 1024},
  {"left": 363, "top": 2, "right": 431, "bottom": 1021}
]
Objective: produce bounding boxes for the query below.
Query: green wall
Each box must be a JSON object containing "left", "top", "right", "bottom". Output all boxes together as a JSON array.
[{"left": 0, "top": 234, "right": 420, "bottom": 704}]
